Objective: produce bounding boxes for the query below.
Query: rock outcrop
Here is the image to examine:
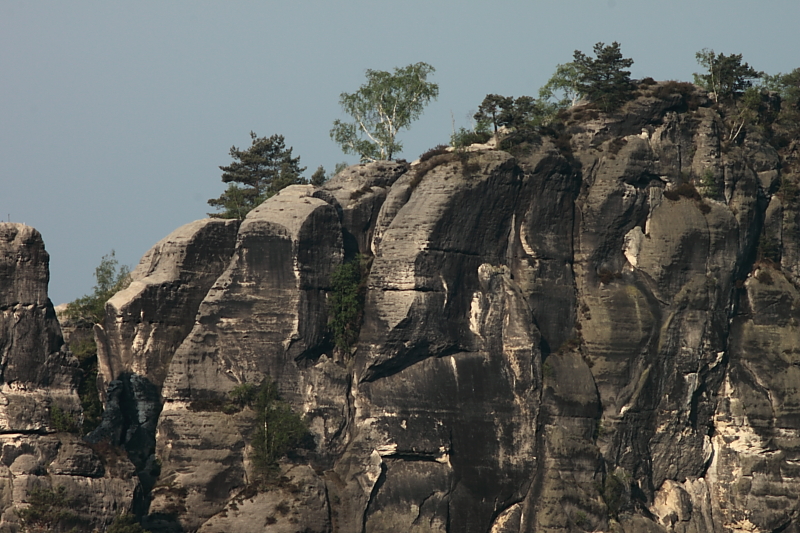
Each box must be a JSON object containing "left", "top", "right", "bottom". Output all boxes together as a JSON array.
[
  {"left": 0, "top": 223, "right": 138, "bottom": 532},
  {"left": 7, "top": 80, "right": 800, "bottom": 533}
]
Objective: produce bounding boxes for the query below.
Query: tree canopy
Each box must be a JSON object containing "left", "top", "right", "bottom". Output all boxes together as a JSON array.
[
  {"left": 208, "top": 132, "right": 306, "bottom": 219},
  {"left": 763, "top": 68, "right": 800, "bottom": 108},
  {"left": 573, "top": 42, "right": 635, "bottom": 112},
  {"left": 64, "top": 251, "right": 131, "bottom": 324},
  {"left": 331, "top": 62, "right": 439, "bottom": 162},
  {"left": 538, "top": 62, "right": 582, "bottom": 110},
  {"left": 474, "top": 95, "right": 544, "bottom": 133},
  {"left": 694, "top": 49, "right": 762, "bottom": 103}
]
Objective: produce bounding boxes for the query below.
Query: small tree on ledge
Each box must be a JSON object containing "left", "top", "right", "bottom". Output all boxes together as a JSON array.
[{"left": 208, "top": 132, "right": 306, "bottom": 219}]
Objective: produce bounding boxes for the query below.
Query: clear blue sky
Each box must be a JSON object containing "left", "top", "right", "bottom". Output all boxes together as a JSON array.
[{"left": 2, "top": 0, "right": 798, "bottom": 305}]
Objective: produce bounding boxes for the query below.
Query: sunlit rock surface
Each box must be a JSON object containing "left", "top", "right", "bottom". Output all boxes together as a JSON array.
[{"left": 7, "top": 82, "right": 800, "bottom": 532}]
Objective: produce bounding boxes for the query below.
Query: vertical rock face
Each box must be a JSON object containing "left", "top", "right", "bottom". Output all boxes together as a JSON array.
[
  {"left": 320, "top": 161, "right": 409, "bottom": 258},
  {"left": 331, "top": 152, "right": 540, "bottom": 533},
  {"left": 136, "top": 85, "right": 800, "bottom": 533},
  {"left": 151, "top": 186, "right": 343, "bottom": 531},
  {"left": 0, "top": 223, "right": 68, "bottom": 396},
  {"left": 14, "top": 83, "right": 800, "bottom": 533},
  {"left": 0, "top": 223, "right": 138, "bottom": 531},
  {"left": 98, "top": 218, "right": 240, "bottom": 392}
]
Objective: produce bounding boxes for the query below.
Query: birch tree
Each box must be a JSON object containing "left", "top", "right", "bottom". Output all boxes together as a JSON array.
[
  {"left": 330, "top": 62, "right": 439, "bottom": 162},
  {"left": 694, "top": 49, "right": 762, "bottom": 104}
]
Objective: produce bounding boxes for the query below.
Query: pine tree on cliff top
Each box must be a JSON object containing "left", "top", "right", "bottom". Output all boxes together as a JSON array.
[
  {"left": 573, "top": 41, "right": 635, "bottom": 112},
  {"left": 208, "top": 132, "right": 306, "bottom": 219}
]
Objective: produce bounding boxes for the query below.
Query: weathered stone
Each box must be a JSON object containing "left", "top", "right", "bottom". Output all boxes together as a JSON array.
[
  {"left": 98, "top": 218, "right": 240, "bottom": 392},
  {"left": 0, "top": 224, "right": 139, "bottom": 532},
  {"left": 14, "top": 86, "right": 800, "bottom": 532},
  {"left": 327, "top": 153, "right": 540, "bottom": 533},
  {"left": 320, "top": 161, "right": 408, "bottom": 258},
  {"left": 152, "top": 185, "right": 343, "bottom": 530},
  {"left": 197, "top": 465, "right": 329, "bottom": 533}
]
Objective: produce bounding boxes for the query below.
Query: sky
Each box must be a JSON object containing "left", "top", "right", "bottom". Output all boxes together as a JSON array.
[{"left": 2, "top": 0, "right": 799, "bottom": 305}]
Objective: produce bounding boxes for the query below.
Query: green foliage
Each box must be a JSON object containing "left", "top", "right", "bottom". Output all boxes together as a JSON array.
[
  {"left": 333, "top": 161, "right": 349, "bottom": 176},
  {"left": 572, "top": 42, "right": 635, "bottom": 112},
  {"left": 699, "top": 168, "right": 718, "bottom": 197},
  {"left": 208, "top": 132, "right": 306, "bottom": 219},
  {"left": 331, "top": 62, "right": 439, "bottom": 162},
  {"left": 450, "top": 127, "right": 491, "bottom": 149},
  {"left": 539, "top": 62, "right": 582, "bottom": 111},
  {"left": 473, "top": 94, "right": 549, "bottom": 133},
  {"left": 596, "top": 470, "right": 630, "bottom": 519},
  {"left": 249, "top": 380, "right": 308, "bottom": 479},
  {"left": 310, "top": 165, "right": 328, "bottom": 187},
  {"left": 70, "top": 337, "right": 102, "bottom": 434},
  {"left": 473, "top": 94, "right": 512, "bottom": 133},
  {"left": 763, "top": 68, "right": 800, "bottom": 108},
  {"left": 229, "top": 382, "right": 259, "bottom": 408},
  {"left": 107, "top": 514, "right": 151, "bottom": 533},
  {"left": 419, "top": 144, "right": 451, "bottom": 162},
  {"left": 75, "top": 338, "right": 103, "bottom": 434},
  {"left": 50, "top": 405, "right": 80, "bottom": 434},
  {"left": 758, "top": 234, "right": 781, "bottom": 265},
  {"left": 763, "top": 68, "right": 800, "bottom": 144},
  {"left": 574, "top": 510, "right": 589, "bottom": 529},
  {"left": 64, "top": 251, "right": 131, "bottom": 324},
  {"left": 694, "top": 49, "right": 762, "bottom": 104},
  {"left": 18, "top": 485, "right": 88, "bottom": 533},
  {"left": 328, "top": 255, "right": 369, "bottom": 353}
]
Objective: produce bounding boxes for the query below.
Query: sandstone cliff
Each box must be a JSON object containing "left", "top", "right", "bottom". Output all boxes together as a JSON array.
[
  {"left": 0, "top": 223, "right": 138, "bottom": 532},
  {"left": 3, "top": 81, "right": 800, "bottom": 533}
]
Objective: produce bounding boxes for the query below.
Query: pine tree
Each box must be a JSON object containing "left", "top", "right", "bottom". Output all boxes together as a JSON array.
[
  {"left": 208, "top": 132, "right": 306, "bottom": 219},
  {"left": 573, "top": 42, "right": 635, "bottom": 112}
]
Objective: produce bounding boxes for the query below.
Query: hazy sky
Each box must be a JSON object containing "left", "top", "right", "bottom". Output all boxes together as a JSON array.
[{"left": 2, "top": 0, "right": 798, "bottom": 305}]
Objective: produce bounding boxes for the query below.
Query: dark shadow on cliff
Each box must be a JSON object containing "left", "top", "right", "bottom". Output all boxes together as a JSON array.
[{"left": 87, "top": 372, "right": 162, "bottom": 517}]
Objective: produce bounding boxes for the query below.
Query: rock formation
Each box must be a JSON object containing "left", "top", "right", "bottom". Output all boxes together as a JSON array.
[
  {"left": 4, "top": 81, "right": 800, "bottom": 532},
  {"left": 0, "top": 223, "right": 138, "bottom": 532}
]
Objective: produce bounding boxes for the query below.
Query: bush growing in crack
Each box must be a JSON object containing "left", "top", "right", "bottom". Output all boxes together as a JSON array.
[
  {"left": 249, "top": 380, "right": 308, "bottom": 482},
  {"left": 328, "top": 254, "right": 370, "bottom": 355}
]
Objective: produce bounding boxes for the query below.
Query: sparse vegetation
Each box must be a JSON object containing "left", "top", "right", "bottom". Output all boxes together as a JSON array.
[
  {"left": 71, "top": 337, "right": 103, "bottom": 434},
  {"left": 247, "top": 380, "right": 308, "bottom": 481},
  {"left": 63, "top": 252, "right": 130, "bottom": 435},
  {"left": 597, "top": 470, "right": 630, "bottom": 520},
  {"left": 64, "top": 251, "right": 131, "bottom": 324},
  {"left": 310, "top": 165, "right": 328, "bottom": 186},
  {"left": 419, "top": 144, "right": 450, "bottom": 162},
  {"left": 699, "top": 168, "right": 718, "bottom": 197},
  {"left": 649, "top": 80, "right": 703, "bottom": 110},
  {"left": 758, "top": 234, "right": 781, "bottom": 265},
  {"left": 328, "top": 255, "right": 370, "bottom": 354},
  {"left": 450, "top": 127, "right": 491, "bottom": 149},
  {"left": 49, "top": 405, "right": 80, "bottom": 434},
  {"left": 107, "top": 513, "right": 151, "bottom": 533},
  {"left": 18, "top": 485, "right": 88, "bottom": 533}
]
